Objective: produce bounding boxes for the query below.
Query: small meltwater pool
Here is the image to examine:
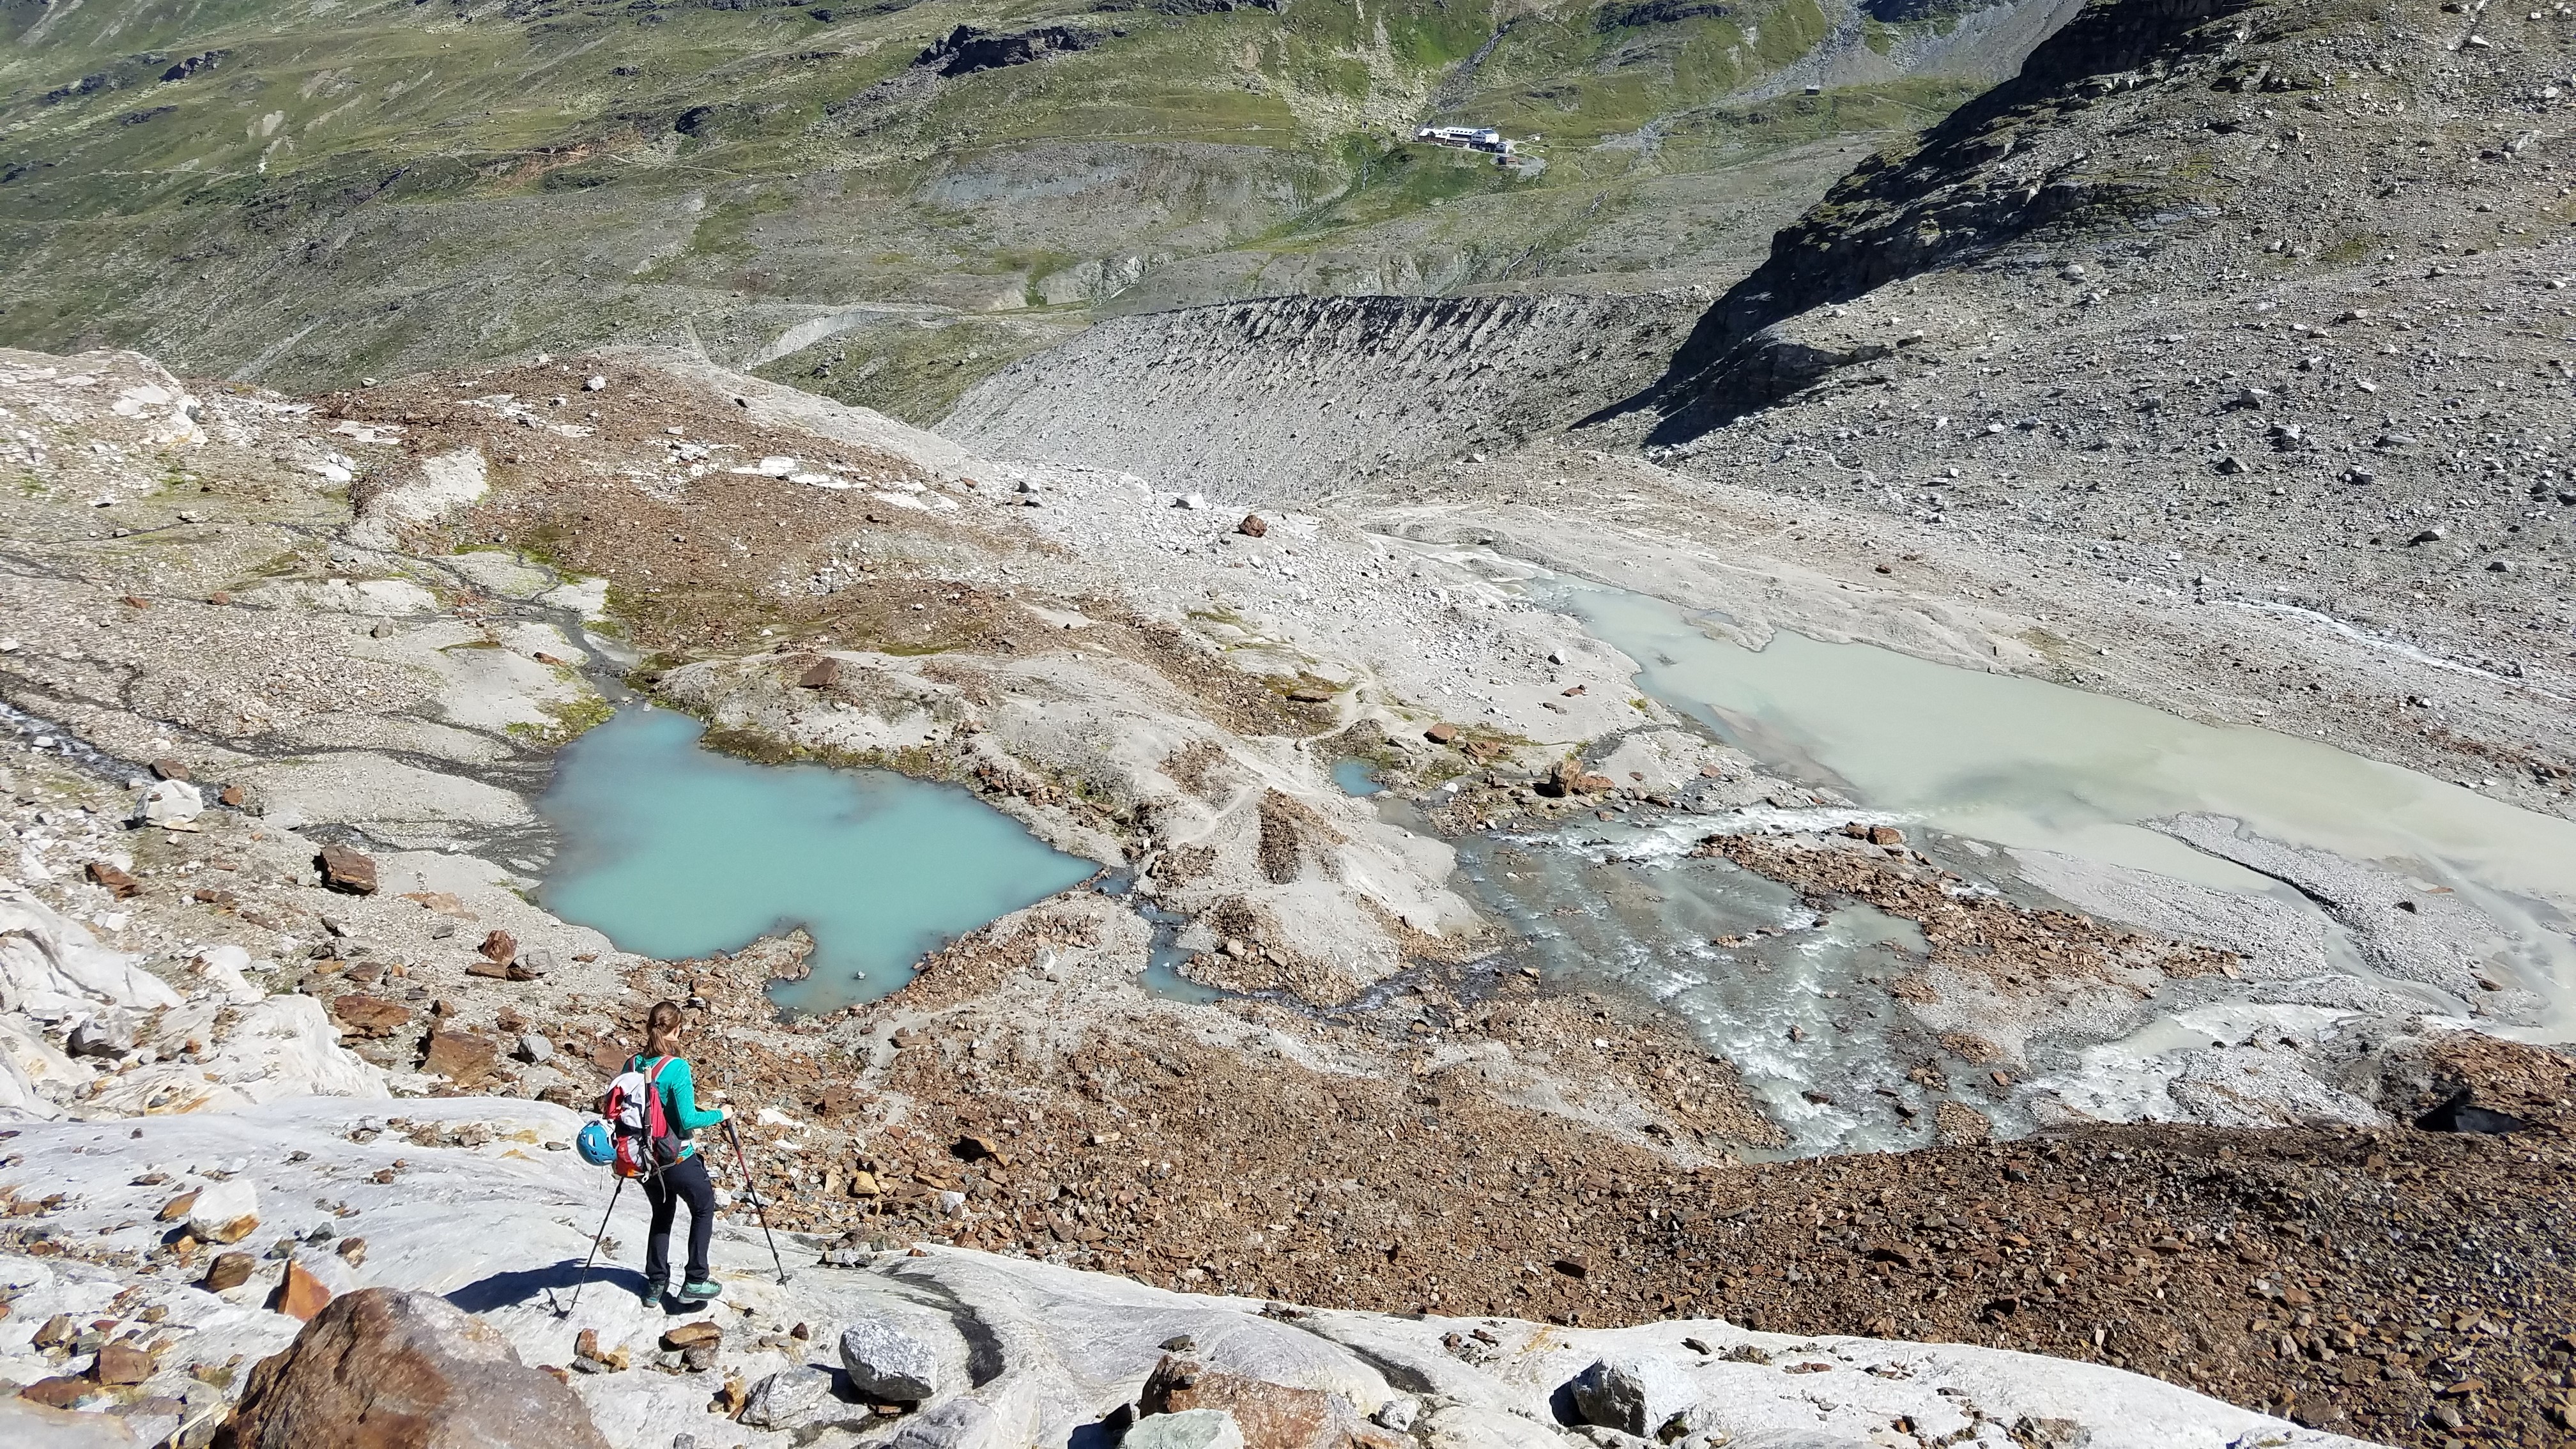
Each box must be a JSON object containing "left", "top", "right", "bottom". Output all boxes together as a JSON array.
[{"left": 537, "top": 709, "right": 1097, "bottom": 1013}]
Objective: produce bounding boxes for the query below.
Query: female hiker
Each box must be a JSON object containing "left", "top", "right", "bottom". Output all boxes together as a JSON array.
[{"left": 625, "top": 1000, "right": 730, "bottom": 1307}]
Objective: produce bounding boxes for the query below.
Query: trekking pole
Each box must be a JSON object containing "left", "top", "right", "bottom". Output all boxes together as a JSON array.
[
  {"left": 561, "top": 1175, "right": 625, "bottom": 1318},
  {"left": 722, "top": 1114, "right": 792, "bottom": 1285}
]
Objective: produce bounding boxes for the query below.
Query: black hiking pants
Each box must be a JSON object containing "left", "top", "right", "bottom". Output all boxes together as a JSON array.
[{"left": 643, "top": 1152, "right": 714, "bottom": 1290}]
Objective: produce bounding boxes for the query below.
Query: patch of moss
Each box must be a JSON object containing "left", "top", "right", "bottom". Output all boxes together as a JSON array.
[{"left": 505, "top": 693, "right": 616, "bottom": 748}]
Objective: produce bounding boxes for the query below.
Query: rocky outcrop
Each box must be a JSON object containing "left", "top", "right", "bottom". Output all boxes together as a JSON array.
[
  {"left": 220, "top": 1289, "right": 611, "bottom": 1449},
  {"left": 916, "top": 24, "right": 1104, "bottom": 75},
  {"left": 940, "top": 293, "right": 1705, "bottom": 496},
  {"left": 1611, "top": 0, "right": 2259, "bottom": 434}
]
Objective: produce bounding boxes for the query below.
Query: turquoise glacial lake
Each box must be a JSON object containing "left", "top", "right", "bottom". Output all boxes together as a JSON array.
[{"left": 539, "top": 709, "right": 1097, "bottom": 1012}]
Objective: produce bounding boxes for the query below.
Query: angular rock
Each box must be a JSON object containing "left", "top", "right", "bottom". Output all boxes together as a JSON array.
[
  {"left": 1237, "top": 514, "right": 1268, "bottom": 538},
  {"left": 798, "top": 657, "right": 841, "bottom": 689},
  {"left": 151, "top": 758, "right": 191, "bottom": 781},
  {"left": 838, "top": 1319, "right": 938, "bottom": 1402},
  {"left": 271, "top": 1259, "right": 334, "bottom": 1321},
  {"left": 513, "top": 1034, "right": 553, "bottom": 1065},
  {"left": 318, "top": 844, "right": 378, "bottom": 895},
  {"left": 225, "top": 1289, "right": 610, "bottom": 1449},
  {"left": 1567, "top": 1355, "right": 1698, "bottom": 1439},
  {"left": 477, "top": 931, "right": 516, "bottom": 967},
  {"left": 86, "top": 861, "right": 141, "bottom": 899},
  {"left": 418, "top": 1032, "right": 496, "bottom": 1086},
  {"left": 740, "top": 1365, "right": 834, "bottom": 1429},
  {"left": 334, "top": 994, "right": 413, "bottom": 1039},
  {"left": 203, "top": 1251, "right": 256, "bottom": 1292},
  {"left": 0, "top": 1395, "right": 135, "bottom": 1443},
  {"left": 187, "top": 1177, "right": 259, "bottom": 1245},
  {"left": 92, "top": 1340, "right": 156, "bottom": 1385},
  {"left": 140, "top": 779, "right": 203, "bottom": 825},
  {"left": 660, "top": 1321, "right": 721, "bottom": 1353},
  {"left": 157, "top": 1189, "right": 201, "bottom": 1224},
  {"left": 33, "top": 1312, "right": 76, "bottom": 1347},
  {"left": 1128, "top": 1409, "right": 1248, "bottom": 1449},
  {"left": 68, "top": 1013, "right": 135, "bottom": 1058},
  {"left": 1140, "top": 1354, "right": 1339, "bottom": 1449},
  {"left": 16, "top": 1376, "right": 96, "bottom": 1411}
]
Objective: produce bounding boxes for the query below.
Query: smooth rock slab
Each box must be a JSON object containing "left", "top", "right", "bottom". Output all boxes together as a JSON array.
[
  {"left": 224, "top": 1287, "right": 610, "bottom": 1449},
  {"left": 839, "top": 1319, "right": 939, "bottom": 1402},
  {"left": 1128, "top": 1409, "right": 1248, "bottom": 1449},
  {"left": 885, "top": 1396, "right": 1000, "bottom": 1449}
]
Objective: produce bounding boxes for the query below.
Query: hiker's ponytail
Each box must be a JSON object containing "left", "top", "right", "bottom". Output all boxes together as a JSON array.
[{"left": 644, "top": 999, "right": 683, "bottom": 1059}]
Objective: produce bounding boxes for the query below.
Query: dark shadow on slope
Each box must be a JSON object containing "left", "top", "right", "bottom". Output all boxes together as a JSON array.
[
  {"left": 1579, "top": 0, "right": 2260, "bottom": 445},
  {"left": 447, "top": 1259, "right": 647, "bottom": 1313}
]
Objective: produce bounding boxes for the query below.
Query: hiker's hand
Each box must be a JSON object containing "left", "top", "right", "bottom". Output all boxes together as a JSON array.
[{"left": 716, "top": 1105, "right": 732, "bottom": 1122}]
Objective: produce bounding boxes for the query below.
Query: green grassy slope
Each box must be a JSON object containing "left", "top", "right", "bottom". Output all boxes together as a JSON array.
[{"left": 0, "top": 0, "right": 2013, "bottom": 401}]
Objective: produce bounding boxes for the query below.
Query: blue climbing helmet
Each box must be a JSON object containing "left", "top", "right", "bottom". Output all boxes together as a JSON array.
[{"left": 576, "top": 1119, "right": 615, "bottom": 1167}]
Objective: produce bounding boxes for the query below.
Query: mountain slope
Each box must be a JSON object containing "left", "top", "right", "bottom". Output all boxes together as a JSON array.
[
  {"left": 4, "top": 0, "right": 2060, "bottom": 394},
  {"left": 1568, "top": 0, "right": 2576, "bottom": 771}
]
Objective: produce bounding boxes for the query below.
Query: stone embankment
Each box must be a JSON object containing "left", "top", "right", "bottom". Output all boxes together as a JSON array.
[{"left": 939, "top": 293, "right": 1705, "bottom": 498}]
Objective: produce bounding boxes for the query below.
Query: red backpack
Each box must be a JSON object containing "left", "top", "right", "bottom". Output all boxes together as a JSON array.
[{"left": 600, "top": 1056, "right": 683, "bottom": 1179}]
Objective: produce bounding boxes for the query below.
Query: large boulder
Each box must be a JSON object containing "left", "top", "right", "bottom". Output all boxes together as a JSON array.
[
  {"left": 1139, "top": 1354, "right": 1362, "bottom": 1449},
  {"left": 1567, "top": 1355, "right": 1699, "bottom": 1439},
  {"left": 218, "top": 1288, "right": 610, "bottom": 1449},
  {"left": 838, "top": 1319, "right": 939, "bottom": 1402},
  {"left": 740, "top": 1365, "right": 834, "bottom": 1429}
]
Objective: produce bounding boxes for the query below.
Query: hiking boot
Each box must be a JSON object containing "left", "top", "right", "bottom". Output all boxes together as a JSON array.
[
  {"left": 677, "top": 1278, "right": 723, "bottom": 1303},
  {"left": 636, "top": 1282, "right": 662, "bottom": 1308}
]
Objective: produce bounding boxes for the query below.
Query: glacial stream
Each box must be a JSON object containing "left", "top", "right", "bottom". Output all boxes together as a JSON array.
[
  {"left": 1452, "top": 578, "right": 2576, "bottom": 1153},
  {"left": 537, "top": 708, "right": 1096, "bottom": 1013}
]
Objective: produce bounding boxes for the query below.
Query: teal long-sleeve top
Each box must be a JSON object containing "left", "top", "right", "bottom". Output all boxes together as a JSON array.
[{"left": 629, "top": 1054, "right": 724, "bottom": 1158}]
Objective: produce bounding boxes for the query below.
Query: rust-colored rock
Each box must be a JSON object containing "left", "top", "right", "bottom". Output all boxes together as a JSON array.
[
  {"left": 797, "top": 656, "right": 841, "bottom": 689},
  {"left": 477, "top": 930, "right": 517, "bottom": 966},
  {"left": 86, "top": 861, "right": 141, "bottom": 899},
  {"left": 221, "top": 1288, "right": 611, "bottom": 1449},
  {"left": 203, "top": 1252, "right": 256, "bottom": 1292},
  {"left": 335, "top": 1238, "right": 369, "bottom": 1268},
  {"left": 31, "top": 1312, "right": 74, "bottom": 1347},
  {"left": 1140, "top": 1354, "right": 1358, "bottom": 1449},
  {"left": 1236, "top": 513, "right": 1268, "bottom": 538},
  {"left": 16, "top": 1376, "right": 90, "bottom": 1410},
  {"left": 150, "top": 758, "right": 191, "bottom": 781},
  {"left": 418, "top": 1032, "right": 497, "bottom": 1087},
  {"left": 333, "top": 995, "right": 413, "bottom": 1039},
  {"left": 1423, "top": 723, "right": 1459, "bottom": 744},
  {"left": 270, "top": 1260, "right": 333, "bottom": 1322},
  {"left": 218, "top": 785, "right": 247, "bottom": 808},
  {"left": 156, "top": 1190, "right": 201, "bottom": 1223},
  {"left": 317, "top": 843, "right": 378, "bottom": 896},
  {"left": 659, "top": 1322, "right": 721, "bottom": 1353},
  {"left": 93, "top": 1341, "right": 156, "bottom": 1385}
]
